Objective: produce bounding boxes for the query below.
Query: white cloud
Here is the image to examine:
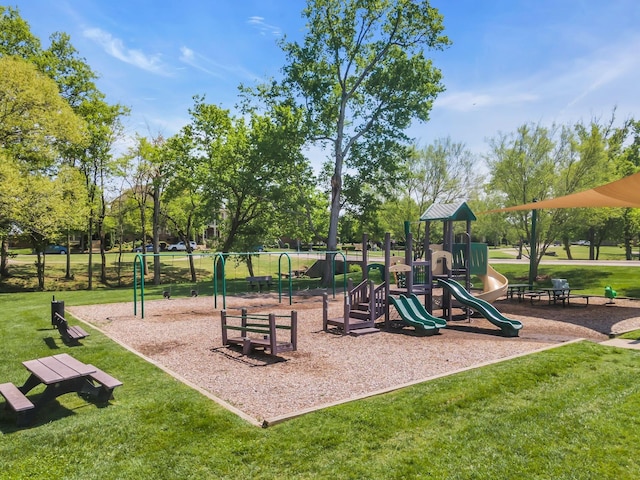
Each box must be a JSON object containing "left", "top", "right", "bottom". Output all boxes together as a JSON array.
[
  {"left": 437, "top": 91, "right": 538, "bottom": 112},
  {"left": 179, "top": 45, "right": 259, "bottom": 82},
  {"left": 179, "top": 46, "right": 221, "bottom": 78},
  {"left": 437, "top": 32, "right": 640, "bottom": 123},
  {"left": 561, "top": 36, "right": 640, "bottom": 110},
  {"left": 83, "top": 27, "right": 170, "bottom": 76},
  {"left": 247, "top": 16, "right": 282, "bottom": 37}
]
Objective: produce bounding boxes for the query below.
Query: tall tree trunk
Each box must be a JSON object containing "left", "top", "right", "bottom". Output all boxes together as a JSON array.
[
  {"left": 562, "top": 238, "right": 574, "bottom": 260},
  {"left": 152, "top": 184, "right": 161, "bottom": 285},
  {"left": 324, "top": 164, "right": 343, "bottom": 286},
  {"left": 99, "top": 228, "right": 107, "bottom": 284},
  {"left": 65, "top": 230, "right": 72, "bottom": 279},
  {"left": 87, "top": 217, "right": 93, "bottom": 290},
  {"left": 140, "top": 205, "right": 148, "bottom": 276},
  {"left": 116, "top": 218, "right": 125, "bottom": 287},
  {"left": 247, "top": 255, "right": 254, "bottom": 277},
  {"left": 623, "top": 209, "right": 633, "bottom": 260},
  {"left": 36, "top": 252, "right": 45, "bottom": 290},
  {"left": 99, "top": 190, "right": 108, "bottom": 284},
  {"left": 0, "top": 237, "right": 9, "bottom": 278}
]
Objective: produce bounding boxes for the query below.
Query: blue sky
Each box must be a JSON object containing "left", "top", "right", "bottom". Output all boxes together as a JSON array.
[{"left": 12, "top": 0, "right": 640, "bottom": 169}]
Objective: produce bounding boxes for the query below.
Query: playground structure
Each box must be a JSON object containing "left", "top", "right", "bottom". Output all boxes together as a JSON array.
[
  {"left": 326, "top": 201, "right": 520, "bottom": 337},
  {"left": 476, "top": 265, "right": 509, "bottom": 303},
  {"left": 132, "top": 250, "right": 348, "bottom": 318},
  {"left": 132, "top": 201, "right": 519, "bottom": 336},
  {"left": 437, "top": 278, "right": 522, "bottom": 337},
  {"left": 605, "top": 285, "right": 617, "bottom": 305},
  {"left": 388, "top": 295, "right": 447, "bottom": 335},
  {"left": 220, "top": 308, "right": 298, "bottom": 356}
]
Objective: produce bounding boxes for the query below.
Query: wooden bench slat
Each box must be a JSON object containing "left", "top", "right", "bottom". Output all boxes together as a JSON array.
[
  {"left": 38, "top": 356, "right": 82, "bottom": 380},
  {"left": 0, "top": 382, "right": 35, "bottom": 412},
  {"left": 85, "top": 365, "right": 123, "bottom": 389},
  {"left": 224, "top": 325, "right": 272, "bottom": 334},
  {"left": 53, "top": 354, "right": 96, "bottom": 376},
  {"left": 54, "top": 314, "right": 89, "bottom": 342},
  {"left": 221, "top": 310, "right": 297, "bottom": 356},
  {"left": 67, "top": 326, "right": 89, "bottom": 339},
  {"left": 568, "top": 294, "right": 591, "bottom": 306},
  {"left": 21, "top": 359, "right": 64, "bottom": 384}
]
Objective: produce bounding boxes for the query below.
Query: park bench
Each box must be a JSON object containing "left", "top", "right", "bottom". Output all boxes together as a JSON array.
[
  {"left": 0, "top": 382, "right": 35, "bottom": 426},
  {"left": 246, "top": 275, "right": 272, "bottom": 292},
  {"left": 53, "top": 312, "right": 89, "bottom": 343},
  {"left": 221, "top": 308, "right": 297, "bottom": 356}
]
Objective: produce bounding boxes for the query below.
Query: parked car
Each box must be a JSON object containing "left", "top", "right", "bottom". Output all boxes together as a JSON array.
[
  {"left": 133, "top": 244, "right": 154, "bottom": 253},
  {"left": 571, "top": 240, "right": 590, "bottom": 246},
  {"left": 167, "top": 241, "right": 197, "bottom": 251},
  {"left": 44, "top": 245, "right": 67, "bottom": 254}
]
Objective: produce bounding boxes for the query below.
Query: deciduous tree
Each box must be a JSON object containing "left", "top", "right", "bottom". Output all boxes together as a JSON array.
[
  {"left": 0, "top": 56, "right": 85, "bottom": 167},
  {"left": 255, "top": 0, "right": 449, "bottom": 280}
]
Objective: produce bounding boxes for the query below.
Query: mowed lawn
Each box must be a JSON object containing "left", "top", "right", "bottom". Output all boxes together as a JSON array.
[{"left": 2, "top": 289, "right": 640, "bottom": 479}]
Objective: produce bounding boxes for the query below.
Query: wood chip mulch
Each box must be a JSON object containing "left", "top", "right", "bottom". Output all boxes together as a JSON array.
[{"left": 68, "top": 293, "right": 640, "bottom": 424}]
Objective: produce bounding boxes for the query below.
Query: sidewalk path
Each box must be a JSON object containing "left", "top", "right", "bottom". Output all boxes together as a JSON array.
[
  {"left": 491, "top": 258, "right": 640, "bottom": 267},
  {"left": 600, "top": 338, "right": 640, "bottom": 350}
]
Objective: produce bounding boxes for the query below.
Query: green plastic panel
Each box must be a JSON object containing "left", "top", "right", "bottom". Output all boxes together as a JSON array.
[{"left": 452, "top": 243, "right": 488, "bottom": 276}]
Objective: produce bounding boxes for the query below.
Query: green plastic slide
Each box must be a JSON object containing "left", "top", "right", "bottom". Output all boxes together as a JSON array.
[
  {"left": 405, "top": 295, "right": 447, "bottom": 329},
  {"left": 437, "top": 278, "right": 523, "bottom": 337},
  {"left": 389, "top": 296, "right": 442, "bottom": 335}
]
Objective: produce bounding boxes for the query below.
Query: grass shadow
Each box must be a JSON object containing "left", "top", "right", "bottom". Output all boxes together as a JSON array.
[{"left": 43, "top": 337, "right": 61, "bottom": 350}]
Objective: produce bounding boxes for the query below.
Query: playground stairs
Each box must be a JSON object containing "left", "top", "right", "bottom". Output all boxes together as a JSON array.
[{"left": 322, "top": 280, "right": 385, "bottom": 336}]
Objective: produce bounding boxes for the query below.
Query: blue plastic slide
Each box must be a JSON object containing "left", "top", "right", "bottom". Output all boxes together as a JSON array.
[
  {"left": 437, "top": 278, "right": 523, "bottom": 337},
  {"left": 389, "top": 296, "right": 443, "bottom": 335}
]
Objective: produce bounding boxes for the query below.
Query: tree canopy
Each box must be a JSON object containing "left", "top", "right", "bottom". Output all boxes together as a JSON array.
[
  {"left": 254, "top": 0, "right": 450, "bottom": 265},
  {"left": 0, "top": 55, "right": 86, "bottom": 167}
]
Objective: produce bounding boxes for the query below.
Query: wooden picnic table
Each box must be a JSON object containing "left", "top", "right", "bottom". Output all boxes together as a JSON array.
[
  {"left": 1, "top": 353, "right": 122, "bottom": 426},
  {"left": 507, "top": 284, "right": 534, "bottom": 302},
  {"left": 530, "top": 288, "right": 591, "bottom": 307},
  {"left": 279, "top": 268, "right": 308, "bottom": 279},
  {"left": 246, "top": 275, "right": 272, "bottom": 292},
  {"left": 20, "top": 353, "right": 96, "bottom": 399}
]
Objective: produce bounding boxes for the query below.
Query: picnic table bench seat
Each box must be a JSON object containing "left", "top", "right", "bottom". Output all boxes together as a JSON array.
[
  {"left": 524, "top": 290, "right": 591, "bottom": 307},
  {"left": 0, "top": 382, "right": 35, "bottom": 412},
  {"left": 524, "top": 291, "right": 545, "bottom": 302},
  {"left": 84, "top": 365, "right": 123, "bottom": 402},
  {"left": 0, "top": 382, "right": 35, "bottom": 426},
  {"left": 567, "top": 293, "right": 591, "bottom": 306}
]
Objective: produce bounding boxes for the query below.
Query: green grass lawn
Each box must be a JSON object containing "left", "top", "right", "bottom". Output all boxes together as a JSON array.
[
  {"left": 2, "top": 289, "right": 640, "bottom": 478},
  {"left": 3, "top": 250, "right": 356, "bottom": 293},
  {"left": 5, "top": 245, "right": 639, "bottom": 294}
]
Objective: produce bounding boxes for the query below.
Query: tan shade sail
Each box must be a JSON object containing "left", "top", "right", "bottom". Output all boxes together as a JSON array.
[{"left": 491, "top": 172, "right": 640, "bottom": 212}]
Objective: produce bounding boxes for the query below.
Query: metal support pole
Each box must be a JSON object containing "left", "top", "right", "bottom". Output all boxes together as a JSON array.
[{"left": 528, "top": 201, "right": 538, "bottom": 286}]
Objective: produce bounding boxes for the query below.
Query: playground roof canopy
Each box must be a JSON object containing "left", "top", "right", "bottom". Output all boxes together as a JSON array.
[
  {"left": 420, "top": 201, "right": 477, "bottom": 222},
  {"left": 492, "top": 172, "right": 640, "bottom": 212}
]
